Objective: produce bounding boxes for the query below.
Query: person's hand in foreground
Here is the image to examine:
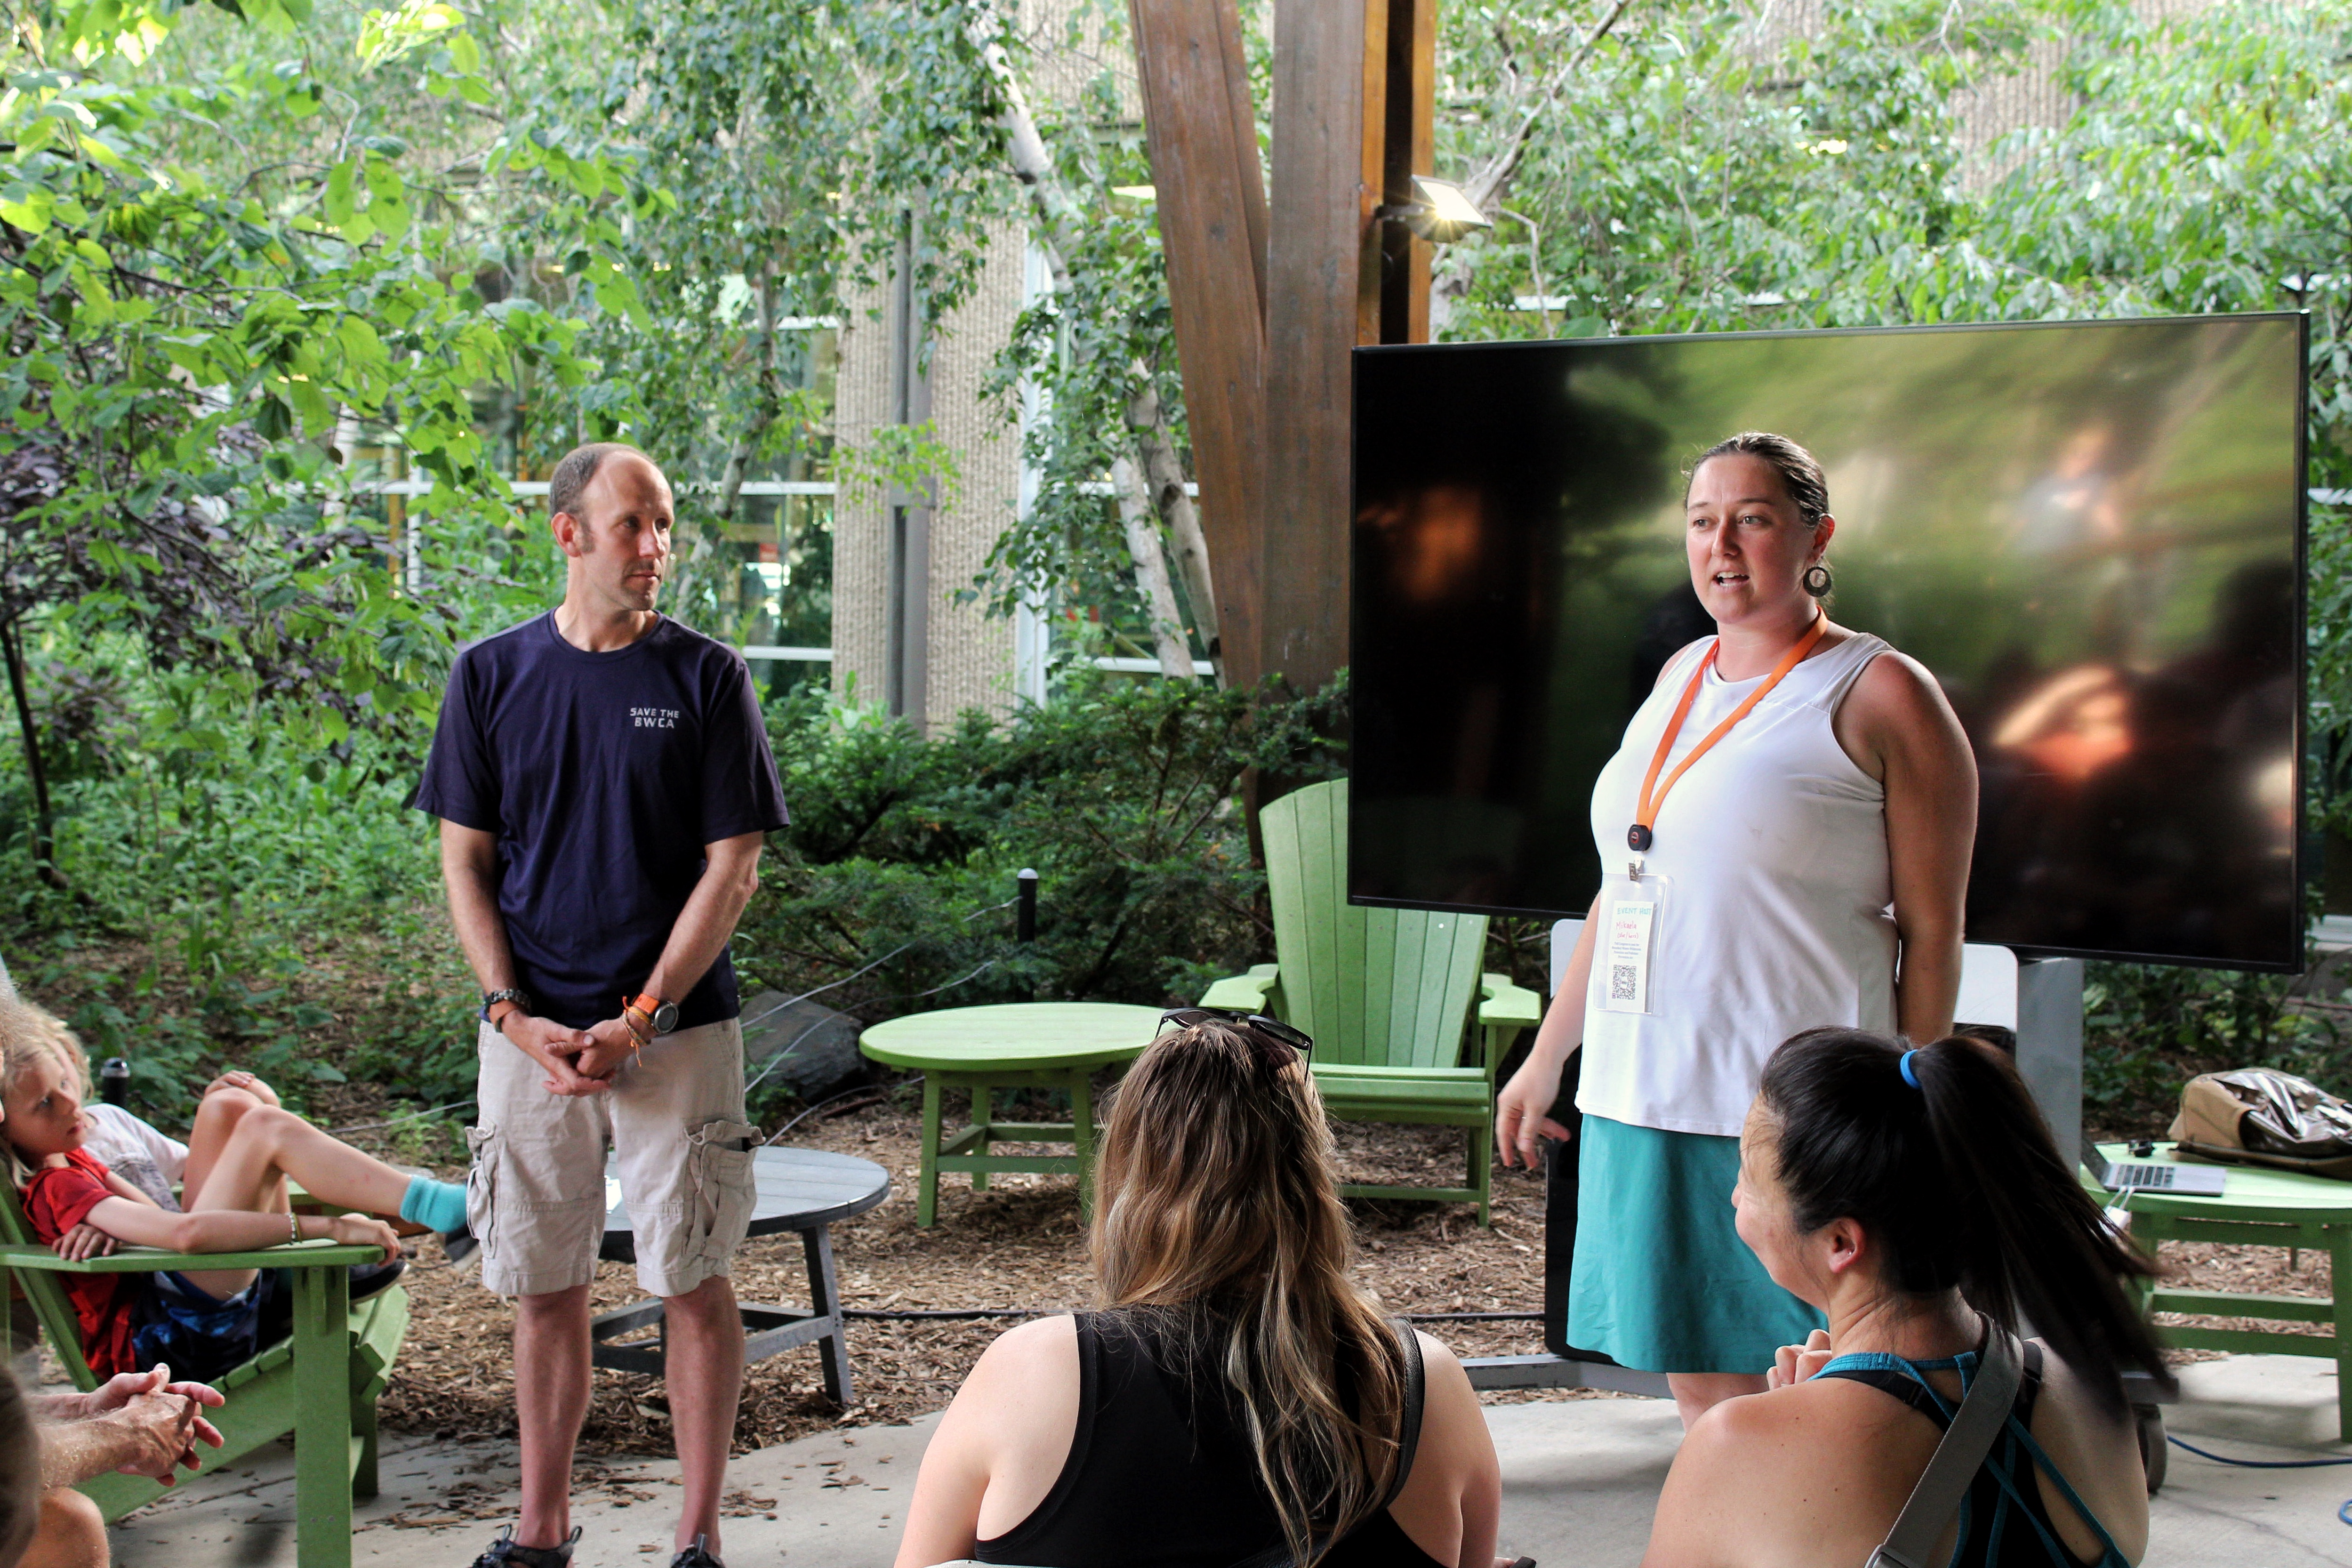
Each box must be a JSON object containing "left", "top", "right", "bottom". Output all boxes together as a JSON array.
[
  {"left": 325, "top": 1213, "right": 406, "bottom": 1263},
  {"left": 88, "top": 1366, "right": 225, "bottom": 1482},
  {"left": 202, "top": 1069, "right": 281, "bottom": 1106},
  {"left": 49, "top": 1223, "right": 114, "bottom": 1262},
  {"left": 1766, "top": 1328, "right": 1834, "bottom": 1391}
]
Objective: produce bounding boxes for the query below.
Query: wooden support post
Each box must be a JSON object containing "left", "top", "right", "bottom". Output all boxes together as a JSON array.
[
  {"left": 1132, "top": 0, "right": 1434, "bottom": 698},
  {"left": 1127, "top": 0, "right": 1270, "bottom": 691},
  {"left": 1260, "top": 0, "right": 1381, "bottom": 695},
  {"left": 1378, "top": 0, "right": 1437, "bottom": 345}
]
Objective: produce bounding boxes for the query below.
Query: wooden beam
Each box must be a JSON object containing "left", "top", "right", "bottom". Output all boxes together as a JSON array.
[
  {"left": 1128, "top": 0, "right": 1270, "bottom": 690},
  {"left": 1260, "top": 0, "right": 1385, "bottom": 694},
  {"left": 1379, "top": 0, "right": 1437, "bottom": 344}
]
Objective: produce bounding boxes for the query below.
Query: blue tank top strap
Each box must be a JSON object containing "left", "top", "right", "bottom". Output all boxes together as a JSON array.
[{"left": 1812, "top": 1346, "right": 2132, "bottom": 1568}]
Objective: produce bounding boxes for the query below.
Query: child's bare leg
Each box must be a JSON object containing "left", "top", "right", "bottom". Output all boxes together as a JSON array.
[
  {"left": 184, "top": 1106, "right": 414, "bottom": 1221},
  {"left": 180, "top": 1085, "right": 287, "bottom": 1214},
  {"left": 177, "top": 1104, "right": 414, "bottom": 1298}
]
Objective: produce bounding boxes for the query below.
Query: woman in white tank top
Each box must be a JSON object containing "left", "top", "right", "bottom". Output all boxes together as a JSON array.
[{"left": 1493, "top": 433, "right": 1977, "bottom": 1429}]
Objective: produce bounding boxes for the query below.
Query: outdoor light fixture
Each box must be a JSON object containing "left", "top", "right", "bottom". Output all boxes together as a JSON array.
[{"left": 1387, "top": 176, "right": 1492, "bottom": 244}]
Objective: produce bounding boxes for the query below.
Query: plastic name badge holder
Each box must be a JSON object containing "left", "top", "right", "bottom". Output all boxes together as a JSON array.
[{"left": 1598, "top": 869, "right": 1668, "bottom": 1016}]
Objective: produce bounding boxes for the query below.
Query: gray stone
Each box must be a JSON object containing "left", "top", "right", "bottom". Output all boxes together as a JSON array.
[{"left": 741, "top": 991, "right": 868, "bottom": 1102}]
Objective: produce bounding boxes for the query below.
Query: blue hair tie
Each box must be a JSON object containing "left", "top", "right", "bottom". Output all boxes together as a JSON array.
[{"left": 1898, "top": 1050, "right": 1922, "bottom": 1090}]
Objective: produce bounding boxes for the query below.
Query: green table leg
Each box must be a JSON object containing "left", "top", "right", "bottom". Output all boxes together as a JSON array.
[
  {"left": 971, "top": 1086, "right": 992, "bottom": 1193},
  {"left": 919, "top": 1074, "right": 942, "bottom": 1229},
  {"left": 293, "top": 1263, "right": 354, "bottom": 1568},
  {"left": 1072, "top": 1069, "right": 1096, "bottom": 1221},
  {"left": 2332, "top": 1222, "right": 2352, "bottom": 1444}
]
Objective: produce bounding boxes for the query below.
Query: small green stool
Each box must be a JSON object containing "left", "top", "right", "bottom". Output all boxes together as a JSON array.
[
  {"left": 2092, "top": 1140, "right": 2352, "bottom": 1441},
  {"left": 859, "top": 1002, "right": 1164, "bottom": 1227}
]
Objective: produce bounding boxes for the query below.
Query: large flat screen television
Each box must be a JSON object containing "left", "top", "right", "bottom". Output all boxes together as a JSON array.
[{"left": 1351, "top": 314, "right": 2307, "bottom": 971}]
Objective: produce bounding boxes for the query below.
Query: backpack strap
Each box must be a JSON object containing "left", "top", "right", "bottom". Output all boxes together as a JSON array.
[{"left": 1865, "top": 1315, "right": 2024, "bottom": 1568}]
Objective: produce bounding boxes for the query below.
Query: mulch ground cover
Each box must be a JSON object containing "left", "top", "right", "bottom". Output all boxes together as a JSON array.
[
  {"left": 345, "top": 1089, "right": 1579, "bottom": 1457},
  {"left": 322, "top": 1084, "right": 2335, "bottom": 1459}
]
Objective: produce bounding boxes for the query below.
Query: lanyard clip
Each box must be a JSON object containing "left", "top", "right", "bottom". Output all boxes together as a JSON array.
[{"left": 1627, "top": 856, "right": 1646, "bottom": 884}]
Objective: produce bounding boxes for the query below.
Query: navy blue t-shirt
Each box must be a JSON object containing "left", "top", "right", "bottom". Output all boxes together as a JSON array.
[{"left": 412, "top": 614, "right": 789, "bottom": 1031}]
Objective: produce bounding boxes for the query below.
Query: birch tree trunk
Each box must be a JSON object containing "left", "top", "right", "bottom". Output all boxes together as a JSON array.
[
  {"left": 1114, "top": 454, "right": 1196, "bottom": 678},
  {"left": 985, "top": 27, "right": 1218, "bottom": 678},
  {"left": 1126, "top": 373, "right": 1219, "bottom": 660}
]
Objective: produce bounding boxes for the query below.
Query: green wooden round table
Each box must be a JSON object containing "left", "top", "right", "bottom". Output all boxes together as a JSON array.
[
  {"left": 860, "top": 1002, "right": 1165, "bottom": 1226},
  {"left": 2093, "top": 1141, "right": 2352, "bottom": 1440}
]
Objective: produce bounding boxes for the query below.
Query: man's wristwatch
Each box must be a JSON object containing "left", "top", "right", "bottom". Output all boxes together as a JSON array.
[
  {"left": 482, "top": 989, "right": 533, "bottom": 1033},
  {"left": 624, "top": 992, "right": 679, "bottom": 1040}
]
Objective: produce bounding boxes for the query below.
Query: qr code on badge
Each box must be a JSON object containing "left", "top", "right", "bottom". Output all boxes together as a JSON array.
[{"left": 1609, "top": 964, "right": 1638, "bottom": 1002}]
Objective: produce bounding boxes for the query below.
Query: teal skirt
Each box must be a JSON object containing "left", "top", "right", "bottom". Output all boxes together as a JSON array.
[{"left": 1567, "top": 1113, "right": 1825, "bottom": 1375}]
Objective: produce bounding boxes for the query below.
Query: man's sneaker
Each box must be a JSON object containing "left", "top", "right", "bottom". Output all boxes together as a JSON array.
[
  {"left": 670, "top": 1534, "right": 723, "bottom": 1568},
  {"left": 441, "top": 1222, "right": 479, "bottom": 1266},
  {"left": 472, "top": 1524, "right": 579, "bottom": 1568}
]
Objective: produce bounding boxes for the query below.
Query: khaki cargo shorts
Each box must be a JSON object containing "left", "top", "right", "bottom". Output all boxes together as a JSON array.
[{"left": 465, "top": 1018, "right": 758, "bottom": 1299}]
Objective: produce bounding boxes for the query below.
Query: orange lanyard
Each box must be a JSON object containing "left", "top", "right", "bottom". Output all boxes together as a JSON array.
[{"left": 1627, "top": 615, "right": 1830, "bottom": 854}]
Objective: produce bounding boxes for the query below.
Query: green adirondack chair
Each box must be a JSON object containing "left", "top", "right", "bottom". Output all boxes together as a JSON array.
[
  {"left": 0, "top": 1181, "right": 407, "bottom": 1567},
  {"left": 1199, "top": 780, "right": 1541, "bottom": 1224}
]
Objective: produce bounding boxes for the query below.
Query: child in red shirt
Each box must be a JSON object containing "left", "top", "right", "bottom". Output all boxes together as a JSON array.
[
  {"left": 20, "top": 1146, "right": 145, "bottom": 1375},
  {"left": 1, "top": 997, "right": 464, "bottom": 1380}
]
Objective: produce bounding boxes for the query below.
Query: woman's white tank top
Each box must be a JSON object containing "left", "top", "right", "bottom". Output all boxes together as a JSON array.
[{"left": 1578, "top": 631, "right": 1896, "bottom": 1137}]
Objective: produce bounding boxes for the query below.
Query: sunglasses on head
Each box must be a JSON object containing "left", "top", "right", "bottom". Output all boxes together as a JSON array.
[{"left": 1157, "top": 1006, "right": 1315, "bottom": 1061}]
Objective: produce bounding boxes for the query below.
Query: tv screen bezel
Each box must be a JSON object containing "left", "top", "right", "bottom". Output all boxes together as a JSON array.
[{"left": 1346, "top": 312, "right": 2312, "bottom": 974}]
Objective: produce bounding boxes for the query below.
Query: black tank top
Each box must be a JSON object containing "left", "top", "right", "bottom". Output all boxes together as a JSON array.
[
  {"left": 974, "top": 1312, "right": 1446, "bottom": 1568},
  {"left": 1816, "top": 1341, "right": 2121, "bottom": 1568}
]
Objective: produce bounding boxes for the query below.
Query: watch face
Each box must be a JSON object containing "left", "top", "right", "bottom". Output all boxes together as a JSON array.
[{"left": 653, "top": 1001, "right": 680, "bottom": 1034}]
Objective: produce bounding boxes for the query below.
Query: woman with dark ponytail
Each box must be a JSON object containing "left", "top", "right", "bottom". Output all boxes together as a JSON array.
[{"left": 1641, "top": 1028, "right": 2169, "bottom": 1568}]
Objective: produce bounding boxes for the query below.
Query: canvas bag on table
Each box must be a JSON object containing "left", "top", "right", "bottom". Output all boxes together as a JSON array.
[{"left": 2167, "top": 1067, "right": 2352, "bottom": 1180}]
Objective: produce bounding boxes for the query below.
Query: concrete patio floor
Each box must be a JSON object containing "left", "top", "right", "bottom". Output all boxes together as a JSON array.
[{"left": 108, "top": 1354, "right": 2352, "bottom": 1567}]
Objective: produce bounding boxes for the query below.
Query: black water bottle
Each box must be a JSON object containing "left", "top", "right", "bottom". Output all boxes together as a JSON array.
[{"left": 98, "top": 1058, "right": 129, "bottom": 1107}]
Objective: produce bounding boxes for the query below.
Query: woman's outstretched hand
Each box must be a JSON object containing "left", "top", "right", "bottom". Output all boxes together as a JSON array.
[
  {"left": 1493, "top": 1060, "right": 1574, "bottom": 1171},
  {"left": 1767, "top": 1328, "right": 1835, "bottom": 1390}
]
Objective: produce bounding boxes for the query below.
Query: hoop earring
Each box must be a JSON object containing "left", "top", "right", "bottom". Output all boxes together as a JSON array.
[{"left": 1802, "top": 563, "right": 1834, "bottom": 599}]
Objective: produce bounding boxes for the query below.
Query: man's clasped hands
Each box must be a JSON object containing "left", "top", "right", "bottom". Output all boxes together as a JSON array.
[
  {"left": 497, "top": 1010, "right": 649, "bottom": 1097},
  {"left": 43, "top": 1364, "right": 224, "bottom": 1487}
]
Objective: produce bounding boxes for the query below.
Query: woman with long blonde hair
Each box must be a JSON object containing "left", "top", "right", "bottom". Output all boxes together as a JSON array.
[{"left": 894, "top": 1013, "right": 1501, "bottom": 1568}]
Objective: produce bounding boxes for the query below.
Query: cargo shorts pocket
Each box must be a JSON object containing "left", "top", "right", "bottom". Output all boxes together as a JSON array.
[
  {"left": 686, "top": 1118, "right": 760, "bottom": 1266},
  {"left": 464, "top": 1124, "right": 501, "bottom": 1254}
]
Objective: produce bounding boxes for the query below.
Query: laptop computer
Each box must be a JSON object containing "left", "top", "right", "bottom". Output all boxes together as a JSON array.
[{"left": 2081, "top": 1134, "right": 2227, "bottom": 1196}]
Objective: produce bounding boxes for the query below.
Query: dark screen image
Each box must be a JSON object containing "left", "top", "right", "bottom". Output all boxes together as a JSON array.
[{"left": 1351, "top": 314, "right": 2306, "bottom": 971}]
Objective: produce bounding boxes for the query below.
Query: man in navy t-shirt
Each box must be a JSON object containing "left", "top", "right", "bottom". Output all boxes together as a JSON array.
[{"left": 414, "top": 442, "right": 788, "bottom": 1568}]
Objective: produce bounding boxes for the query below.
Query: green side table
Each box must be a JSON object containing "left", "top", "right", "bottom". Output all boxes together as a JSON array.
[
  {"left": 860, "top": 1002, "right": 1164, "bottom": 1227},
  {"left": 2093, "top": 1140, "right": 2352, "bottom": 1441}
]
